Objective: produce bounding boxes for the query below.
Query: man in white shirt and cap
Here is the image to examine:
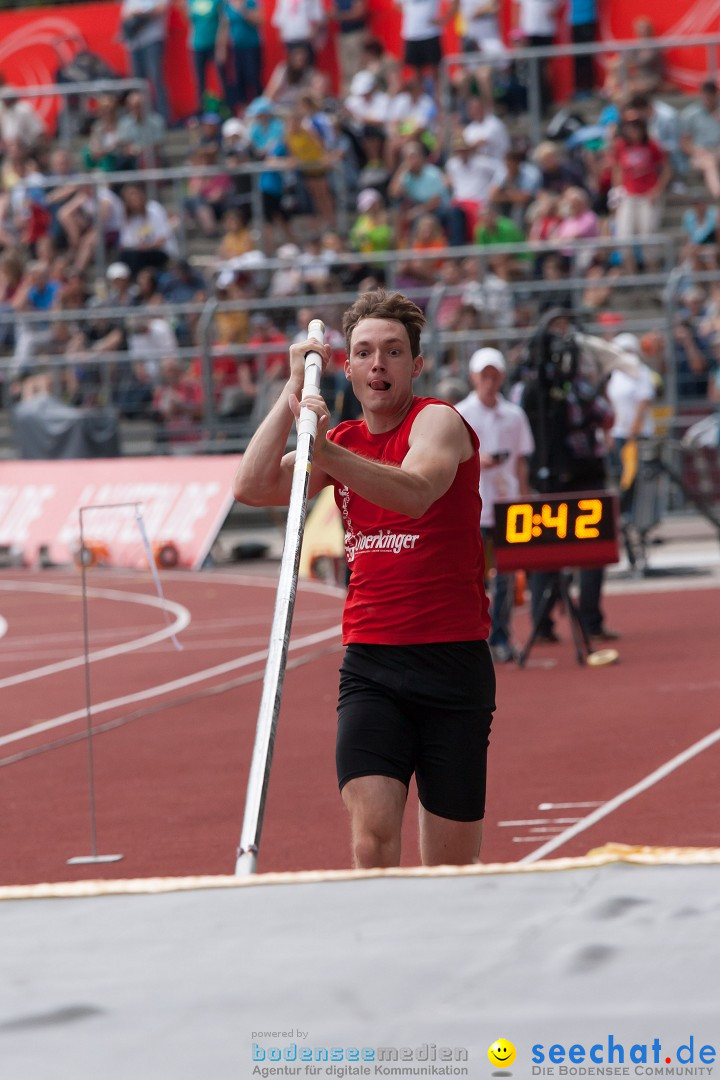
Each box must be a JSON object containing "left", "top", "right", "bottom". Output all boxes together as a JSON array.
[{"left": 456, "top": 346, "right": 535, "bottom": 662}]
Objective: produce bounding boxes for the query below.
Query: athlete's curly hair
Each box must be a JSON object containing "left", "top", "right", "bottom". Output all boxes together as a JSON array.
[{"left": 342, "top": 289, "right": 426, "bottom": 359}]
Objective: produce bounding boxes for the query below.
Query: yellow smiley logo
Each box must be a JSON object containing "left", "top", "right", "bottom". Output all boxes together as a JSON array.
[{"left": 488, "top": 1039, "right": 516, "bottom": 1069}]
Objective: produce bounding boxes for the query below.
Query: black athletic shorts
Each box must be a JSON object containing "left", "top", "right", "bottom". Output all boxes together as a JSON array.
[
  {"left": 404, "top": 35, "right": 443, "bottom": 69},
  {"left": 337, "top": 640, "right": 496, "bottom": 822}
]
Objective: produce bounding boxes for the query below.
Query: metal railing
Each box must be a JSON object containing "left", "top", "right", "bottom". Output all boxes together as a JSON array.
[
  {"left": 440, "top": 32, "right": 720, "bottom": 148},
  {"left": 2, "top": 227, "right": 712, "bottom": 456}
]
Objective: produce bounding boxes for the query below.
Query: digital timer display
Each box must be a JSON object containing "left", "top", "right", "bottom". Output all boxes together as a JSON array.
[{"left": 493, "top": 492, "right": 620, "bottom": 572}]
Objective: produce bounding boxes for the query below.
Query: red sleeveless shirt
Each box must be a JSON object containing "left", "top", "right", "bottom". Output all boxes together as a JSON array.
[{"left": 327, "top": 396, "right": 490, "bottom": 645}]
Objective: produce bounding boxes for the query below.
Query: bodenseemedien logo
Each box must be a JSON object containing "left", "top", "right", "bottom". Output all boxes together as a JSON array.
[{"left": 251, "top": 1040, "right": 471, "bottom": 1076}]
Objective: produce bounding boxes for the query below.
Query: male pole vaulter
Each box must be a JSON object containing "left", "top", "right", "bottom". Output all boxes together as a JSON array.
[{"left": 233, "top": 290, "right": 495, "bottom": 869}]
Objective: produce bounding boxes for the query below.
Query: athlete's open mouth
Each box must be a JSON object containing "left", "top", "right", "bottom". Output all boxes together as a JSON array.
[{"left": 369, "top": 380, "right": 391, "bottom": 391}]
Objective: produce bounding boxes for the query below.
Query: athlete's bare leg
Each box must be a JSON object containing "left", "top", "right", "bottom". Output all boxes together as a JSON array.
[
  {"left": 341, "top": 775, "right": 407, "bottom": 868},
  {"left": 418, "top": 806, "right": 483, "bottom": 866}
]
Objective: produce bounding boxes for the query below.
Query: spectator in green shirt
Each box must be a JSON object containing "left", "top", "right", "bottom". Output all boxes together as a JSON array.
[
  {"left": 473, "top": 204, "right": 531, "bottom": 278},
  {"left": 186, "top": 0, "right": 231, "bottom": 113}
]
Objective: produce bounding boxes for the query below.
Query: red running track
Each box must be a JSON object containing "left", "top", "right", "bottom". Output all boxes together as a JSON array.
[{"left": 0, "top": 566, "right": 718, "bottom": 885}]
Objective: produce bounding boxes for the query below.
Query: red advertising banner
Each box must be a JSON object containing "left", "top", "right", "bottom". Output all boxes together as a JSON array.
[
  {"left": 0, "top": 0, "right": 715, "bottom": 124},
  {"left": 0, "top": 456, "right": 241, "bottom": 570}
]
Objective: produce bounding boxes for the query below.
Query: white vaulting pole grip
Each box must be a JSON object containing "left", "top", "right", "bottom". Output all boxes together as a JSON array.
[
  {"left": 235, "top": 317, "right": 326, "bottom": 876},
  {"left": 297, "top": 319, "right": 326, "bottom": 438}
]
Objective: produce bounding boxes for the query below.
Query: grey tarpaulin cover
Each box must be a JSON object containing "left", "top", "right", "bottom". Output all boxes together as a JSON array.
[
  {"left": 12, "top": 395, "right": 120, "bottom": 460},
  {"left": 2, "top": 855, "right": 719, "bottom": 1080}
]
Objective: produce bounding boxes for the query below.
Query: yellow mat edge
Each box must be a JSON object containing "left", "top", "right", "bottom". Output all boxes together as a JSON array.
[{"left": 2, "top": 844, "right": 719, "bottom": 902}]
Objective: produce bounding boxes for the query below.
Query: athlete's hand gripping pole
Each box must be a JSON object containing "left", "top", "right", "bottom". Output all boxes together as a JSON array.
[{"left": 235, "top": 319, "right": 326, "bottom": 875}]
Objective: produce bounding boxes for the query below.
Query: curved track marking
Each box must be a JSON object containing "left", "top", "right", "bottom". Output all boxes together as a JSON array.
[
  {"left": 0, "top": 581, "right": 190, "bottom": 689},
  {"left": 0, "top": 624, "right": 342, "bottom": 749},
  {"left": 0, "top": 615, "right": 7, "bottom": 641},
  {"left": 521, "top": 724, "right": 720, "bottom": 864}
]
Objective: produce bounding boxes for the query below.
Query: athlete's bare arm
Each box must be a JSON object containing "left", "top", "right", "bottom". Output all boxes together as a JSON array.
[
  {"left": 297, "top": 398, "right": 475, "bottom": 519},
  {"left": 232, "top": 339, "right": 333, "bottom": 507}
]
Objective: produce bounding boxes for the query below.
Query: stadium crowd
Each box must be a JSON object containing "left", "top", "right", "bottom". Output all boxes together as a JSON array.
[{"left": 1, "top": 0, "right": 720, "bottom": 453}]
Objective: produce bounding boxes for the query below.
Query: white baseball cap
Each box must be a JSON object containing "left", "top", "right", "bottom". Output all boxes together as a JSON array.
[
  {"left": 469, "top": 347, "right": 506, "bottom": 374},
  {"left": 106, "top": 261, "right": 131, "bottom": 280}
]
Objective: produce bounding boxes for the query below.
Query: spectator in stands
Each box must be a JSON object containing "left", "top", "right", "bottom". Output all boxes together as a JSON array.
[
  {"left": 343, "top": 71, "right": 391, "bottom": 128},
  {"left": 159, "top": 258, "right": 208, "bottom": 345},
  {"left": 397, "top": 212, "right": 448, "bottom": 290},
  {"left": 488, "top": 147, "right": 541, "bottom": 226},
  {"left": 246, "top": 311, "right": 288, "bottom": 383},
  {"left": 349, "top": 187, "right": 392, "bottom": 258},
  {"left": 285, "top": 96, "right": 336, "bottom": 229},
  {"left": 214, "top": 268, "right": 251, "bottom": 345},
  {"left": 566, "top": 0, "right": 597, "bottom": 98},
  {"left": 610, "top": 116, "right": 670, "bottom": 272},
  {"left": 621, "top": 93, "right": 682, "bottom": 181},
  {"left": 388, "top": 140, "right": 449, "bottom": 245},
  {"left": 10, "top": 259, "right": 61, "bottom": 372},
  {"left": 264, "top": 44, "right": 317, "bottom": 108},
  {"left": 66, "top": 294, "right": 127, "bottom": 406},
  {"left": 83, "top": 94, "right": 136, "bottom": 173},
  {"left": 581, "top": 257, "right": 622, "bottom": 313},
  {"left": 118, "top": 182, "right": 178, "bottom": 275},
  {"left": 56, "top": 182, "right": 125, "bottom": 275},
  {"left": 672, "top": 317, "right": 714, "bottom": 401},
  {"left": 153, "top": 356, "right": 204, "bottom": 444},
  {"left": 552, "top": 185, "right": 599, "bottom": 262},
  {"left": 625, "top": 16, "right": 665, "bottom": 97},
  {"left": 461, "top": 95, "right": 510, "bottom": 161},
  {"left": 444, "top": 132, "right": 506, "bottom": 245},
  {"left": 0, "top": 249, "right": 24, "bottom": 350},
  {"left": 462, "top": 252, "right": 516, "bottom": 327},
  {"left": 0, "top": 75, "right": 45, "bottom": 153},
  {"left": 219, "top": 0, "right": 263, "bottom": 108},
  {"left": 331, "top": 0, "right": 369, "bottom": 94},
  {"left": 532, "top": 140, "right": 587, "bottom": 194},
  {"left": 360, "top": 37, "right": 401, "bottom": 92},
  {"left": 184, "top": 143, "right": 234, "bottom": 237},
  {"left": 105, "top": 261, "right": 137, "bottom": 306},
  {"left": 217, "top": 205, "right": 254, "bottom": 260},
  {"left": 396, "top": 0, "right": 452, "bottom": 93},
  {"left": 115, "top": 359, "right": 156, "bottom": 420},
  {"left": 128, "top": 307, "right": 179, "bottom": 380},
  {"left": 354, "top": 123, "right": 392, "bottom": 200},
  {"left": 115, "top": 90, "right": 166, "bottom": 168},
  {"left": 43, "top": 148, "right": 83, "bottom": 251},
  {"left": 385, "top": 75, "right": 438, "bottom": 169},
  {"left": 268, "top": 242, "right": 303, "bottom": 305},
  {"left": 680, "top": 80, "right": 720, "bottom": 199},
  {"left": 513, "top": 0, "right": 561, "bottom": 111},
  {"left": 271, "top": 0, "right": 324, "bottom": 63},
  {"left": 245, "top": 97, "right": 294, "bottom": 249},
  {"left": 186, "top": 0, "right": 230, "bottom": 113},
  {"left": 536, "top": 251, "right": 574, "bottom": 313},
  {"left": 457, "top": 0, "right": 507, "bottom": 101},
  {"left": 120, "top": 0, "right": 171, "bottom": 122},
  {"left": 473, "top": 202, "right": 526, "bottom": 251},
  {"left": 681, "top": 198, "right": 718, "bottom": 271}
]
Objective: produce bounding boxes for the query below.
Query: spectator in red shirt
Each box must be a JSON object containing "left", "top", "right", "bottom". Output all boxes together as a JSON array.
[
  {"left": 153, "top": 356, "right": 204, "bottom": 445},
  {"left": 611, "top": 117, "right": 671, "bottom": 271},
  {"left": 246, "top": 313, "right": 289, "bottom": 407}
]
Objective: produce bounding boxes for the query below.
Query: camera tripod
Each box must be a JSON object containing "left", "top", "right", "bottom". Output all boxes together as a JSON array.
[{"left": 516, "top": 569, "right": 617, "bottom": 668}]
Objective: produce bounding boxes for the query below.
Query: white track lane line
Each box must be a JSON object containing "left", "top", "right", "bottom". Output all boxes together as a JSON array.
[
  {"left": 520, "top": 723, "right": 720, "bottom": 864},
  {"left": 0, "top": 581, "right": 190, "bottom": 689},
  {"left": 0, "top": 615, "right": 7, "bottom": 641},
  {"left": 0, "top": 624, "right": 342, "bottom": 749}
]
